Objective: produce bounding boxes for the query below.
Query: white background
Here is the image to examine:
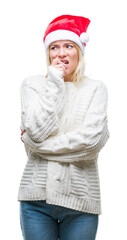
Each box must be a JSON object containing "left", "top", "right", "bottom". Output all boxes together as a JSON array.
[{"left": 0, "top": 0, "right": 127, "bottom": 239}]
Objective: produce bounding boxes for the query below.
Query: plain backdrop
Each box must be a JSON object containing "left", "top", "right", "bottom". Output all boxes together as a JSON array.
[{"left": 0, "top": 0, "right": 127, "bottom": 239}]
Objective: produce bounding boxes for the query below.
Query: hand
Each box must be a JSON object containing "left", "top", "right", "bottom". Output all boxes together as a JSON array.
[
  {"left": 51, "top": 58, "right": 66, "bottom": 76},
  {"left": 21, "top": 129, "right": 26, "bottom": 143}
]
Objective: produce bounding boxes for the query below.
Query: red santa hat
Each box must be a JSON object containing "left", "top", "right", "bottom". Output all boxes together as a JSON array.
[{"left": 43, "top": 15, "right": 90, "bottom": 55}]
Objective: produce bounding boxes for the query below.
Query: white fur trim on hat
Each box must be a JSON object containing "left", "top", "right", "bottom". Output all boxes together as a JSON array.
[{"left": 44, "top": 30, "right": 85, "bottom": 55}]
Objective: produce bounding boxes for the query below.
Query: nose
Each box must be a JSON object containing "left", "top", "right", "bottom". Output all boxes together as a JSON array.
[{"left": 58, "top": 47, "right": 67, "bottom": 58}]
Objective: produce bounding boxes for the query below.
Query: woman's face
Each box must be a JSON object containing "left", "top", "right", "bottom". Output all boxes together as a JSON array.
[{"left": 49, "top": 40, "right": 79, "bottom": 81}]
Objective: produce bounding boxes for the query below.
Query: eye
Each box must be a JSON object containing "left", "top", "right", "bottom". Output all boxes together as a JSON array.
[
  {"left": 50, "top": 46, "right": 57, "bottom": 50},
  {"left": 66, "top": 44, "right": 74, "bottom": 49}
]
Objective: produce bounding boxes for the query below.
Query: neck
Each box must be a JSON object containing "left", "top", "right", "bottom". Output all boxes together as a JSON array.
[{"left": 64, "top": 73, "right": 73, "bottom": 82}]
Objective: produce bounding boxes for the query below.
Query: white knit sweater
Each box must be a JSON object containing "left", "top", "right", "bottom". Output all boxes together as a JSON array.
[{"left": 18, "top": 66, "right": 109, "bottom": 215}]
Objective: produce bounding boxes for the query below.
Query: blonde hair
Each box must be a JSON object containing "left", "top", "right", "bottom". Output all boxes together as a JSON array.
[{"left": 46, "top": 42, "right": 85, "bottom": 85}]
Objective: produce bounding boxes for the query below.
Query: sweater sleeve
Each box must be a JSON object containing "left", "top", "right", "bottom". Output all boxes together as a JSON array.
[
  {"left": 22, "top": 81, "right": 109, "bottom": 162},
  {"left": 20, "top": 66, "right": 66, "bottom": 143}
]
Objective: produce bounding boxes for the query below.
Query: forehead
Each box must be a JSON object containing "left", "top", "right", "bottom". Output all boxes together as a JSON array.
[{"left": 50, "top": 40, "right": 74, "bottom": 45}]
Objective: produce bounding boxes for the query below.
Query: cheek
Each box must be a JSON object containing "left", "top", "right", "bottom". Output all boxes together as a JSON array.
[
  {"left": 71, "top": 53, "right": 79, "bottom": 69},
  {"left": 75, "top": 55, "right": 79, "bottom": 65},
  {"left": 71, "top": 49, "right": 78, "bottom": 62},
  {"left": 49, "top": 51, "right": 57, "bottom": 63}
]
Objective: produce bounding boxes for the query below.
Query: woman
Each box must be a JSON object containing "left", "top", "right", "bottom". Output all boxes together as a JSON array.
[{"left": 19, "top": 15, "right": 109, "bottom": 240}]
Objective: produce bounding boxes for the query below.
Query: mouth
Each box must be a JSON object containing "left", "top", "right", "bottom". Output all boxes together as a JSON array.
[{"left": 60, "top": 60, "right": 69, "bottom": 65}]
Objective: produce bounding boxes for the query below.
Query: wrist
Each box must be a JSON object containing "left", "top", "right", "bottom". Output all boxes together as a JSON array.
[{"left": 48, "top": 66, "right": 64, "bottom": 82}]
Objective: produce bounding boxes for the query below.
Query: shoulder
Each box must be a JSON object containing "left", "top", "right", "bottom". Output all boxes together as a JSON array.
[
  {"left": 80, "top": 77, "right": 108, "bottom": 94},
  {"left": 21, "top": 74, "right": 46, "bottom": 90},
  {"left": 83, "top": 77, "right": 107, "bottom": 88}
]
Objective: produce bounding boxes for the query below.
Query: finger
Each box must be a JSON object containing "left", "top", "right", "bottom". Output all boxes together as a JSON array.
[
  {"left": 51, "top": 58, "right": 58, "bottom": 65},
  {"left": 54, "top": 65, "right": 66, "bottom": 73},
  {"left": 57, "top": 59, "right": 64, "bottom": 65},
  {"left": 52, "top": 58, "right": 63, "bottom": 66}
]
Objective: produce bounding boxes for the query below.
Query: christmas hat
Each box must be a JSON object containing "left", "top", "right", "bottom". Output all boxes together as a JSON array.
[{"left": 43, "top": 15, "right": 90, "bottom": 55}]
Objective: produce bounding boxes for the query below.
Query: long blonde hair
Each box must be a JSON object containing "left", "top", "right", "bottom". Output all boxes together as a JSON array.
[{"left": 46, "top": 42, "right": 85, "bottom": 85}]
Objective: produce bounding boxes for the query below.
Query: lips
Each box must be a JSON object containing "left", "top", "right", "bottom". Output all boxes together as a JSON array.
[{"left": 60, "top": 60, "right": 69, "bottom": 65}]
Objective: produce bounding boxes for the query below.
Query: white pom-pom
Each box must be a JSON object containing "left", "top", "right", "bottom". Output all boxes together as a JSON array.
[{"left": 80, "top": 32, "right": 89, "bottom": 43}]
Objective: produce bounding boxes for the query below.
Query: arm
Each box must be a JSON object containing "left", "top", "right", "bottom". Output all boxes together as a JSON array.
[
  {"left": 21, "top": 66, "right": 66, "bottom": 143},
  {"left": 22, "top": 82, "right": 109, "bottom": 162}
]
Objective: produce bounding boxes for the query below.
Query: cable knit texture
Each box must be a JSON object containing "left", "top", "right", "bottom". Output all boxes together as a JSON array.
[{"left": 18, "top": 66, "right": 109, "bottom": 215}]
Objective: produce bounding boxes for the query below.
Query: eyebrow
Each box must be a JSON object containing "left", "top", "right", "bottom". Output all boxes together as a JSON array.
[
  {"left": 50, "top": 44, "right": 58, "bottom": 47},
  {"left": 50, "top": 42, "right": 75, "bottom": 47}
]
